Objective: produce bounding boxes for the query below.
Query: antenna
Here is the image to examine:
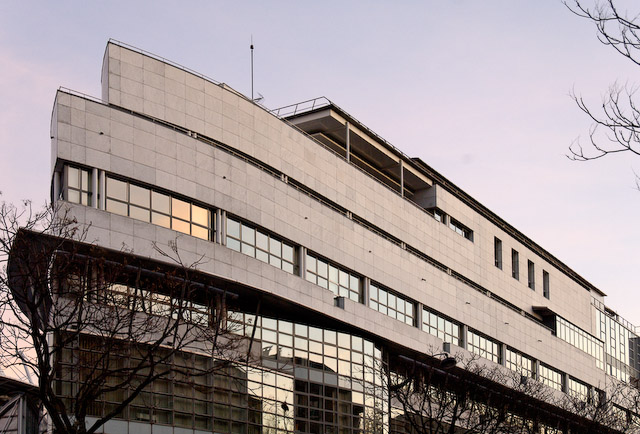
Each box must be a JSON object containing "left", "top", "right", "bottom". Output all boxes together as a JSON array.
[{"left": 250, "top": 36, "right": 254, "bottom": 101}]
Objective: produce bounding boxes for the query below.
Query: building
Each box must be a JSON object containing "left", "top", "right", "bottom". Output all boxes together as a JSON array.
[{"left": 7, "top": 40, "right": 640, "bottom": 433}]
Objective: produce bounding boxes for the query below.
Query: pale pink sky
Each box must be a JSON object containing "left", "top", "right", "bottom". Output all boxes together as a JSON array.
[{"left": 1, "top": 1, "right": 639, "bottom": 324}]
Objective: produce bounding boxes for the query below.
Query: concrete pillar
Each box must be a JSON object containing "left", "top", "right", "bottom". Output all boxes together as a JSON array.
[
  {"left": 345, "top": 121, "right": 350, "bottom": 161},
  {"left": 298, "top": 246, "right": 307, "bottom": 279},
  {"left": 219, "top": 210, "right": 226, "bottom": 246},
  {"left": 52, "top": 170, "right": 61, "bottom": 202},
  {"left": 91, "top": 167, "right": 98, "bottom": 208},
  {"left": 399, "top": 160, "right": 404, "bottom": 197},
  {"left": 415, "top": 302, "right": 424, "bottom": 329},
  {"left": 362, "top": 277, "right": 370, "bottom": 306},
  {"left": 99, "top": 170, "right": 106, "bottom": 210},
  {"left": 461, "top": 324, "right": 468, "bottom": 350}
]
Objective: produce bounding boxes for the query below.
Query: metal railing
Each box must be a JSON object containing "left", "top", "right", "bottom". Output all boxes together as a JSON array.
[{"left": 270, "top": 97, "right": 331, "bottom": 118}]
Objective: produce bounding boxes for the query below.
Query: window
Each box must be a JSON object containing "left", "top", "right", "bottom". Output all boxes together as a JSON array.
[
  {"left": 305, "top": 253, "right": 361, "bottom": 302},
  {"left": 65, "top": 165, "right": 92, "bottom": 205},
  {"left": 527, "top": 260, "right": 535, "bottom": 290},
  {"left": 105, "top": 176, "right": 212, "bottom": 240},
  {"left": 494, "top": 237, "right": 502, "bottom": 269},
  {"left": 567, "top": 377, "right": 590, "bottom": 401},
  {"left": 559, "top": 316, "right": 604, "bottom": 369},
  {"left": 539, "top": 364, "right": 563, "bottom": 391},
  {"left": 226, "top": 217, "right": 296, "bottom": 275},
  {"left": 422, "top": 308, "right": 461, "bottom": 346},
  {"left": 433, "top": 209, "right": 445, "bottom": 223},
  {"left": 505, "top": 348, "right": 534, "bottom": 378},
  {"left": 466, "top": 329, "right": 501, "bottom": 364},
  {"left": 448, "top": 217, "right": 473, "bottom": 241},
  {"left": 543, "top": 270, "right": 550, "bottom": 299},
  {"left": 511, "top": 249, "right": 519, "bottom": 280},
  {"left": 370, "top": 283, "right": 415, "bottom": 326}
]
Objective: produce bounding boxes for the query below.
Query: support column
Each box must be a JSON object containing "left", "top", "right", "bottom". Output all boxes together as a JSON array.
[
  {"left": 52, "top": 170, "right": 61, "bottom": 202},
  {"left": 219, "top": 210, "right": 227, "bottom": 246},
  {"left": 500, "top": 343, "right": 507, "bottom": 366},
  {"left": 460, "top": 324, "right": 468, "bottom": 350},
  {"left": 298, "top": 247, "right": 307, "bottom": 279},
  {"left": 362, "top": 277, "right": 370, "bottom": 306},
  {"left": 345, "top": 122, "right": 350, "bottom": 161},
  {"left": 399, "top": 160, "right": 404, "bottom": 197},
  {"left": 99, "top": 170, "right": 106, "bottom": 210},
  {"left": 415, "top": 302, "right": 423, "bottom": 329},
  {"left": 91, "top": 167, "right": 98, "bottom": 208}
]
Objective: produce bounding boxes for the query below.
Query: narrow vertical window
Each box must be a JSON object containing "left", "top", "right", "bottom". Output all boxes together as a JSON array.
[
  {"left": 511, "top": 249, "right": 519, "bottom": 280},
  {"left": 528, "top": 260, "right": 535, "bottom": 290},
  {"left": 494, "top": 237, "right": 502, "bottom": 269},
  {"left": 543, "top": 270, "right": 550, "bottom": 299}
]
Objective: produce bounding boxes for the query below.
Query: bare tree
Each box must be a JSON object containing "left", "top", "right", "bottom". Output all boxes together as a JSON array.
[
  {"left": 386, "top": 353, "right": 556, "bottom": 434},
  {"left": 565, "top": 0, "right": 640, "bottom": 175},
  {"left": 385, "top": 351, "right": 640, "bottom": 434},
  {"left": 0, "top": 198, "right": 247, "bottom": 434}
]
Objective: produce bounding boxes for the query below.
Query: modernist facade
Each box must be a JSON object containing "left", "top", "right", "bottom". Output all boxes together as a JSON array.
[{"left": 10, "top": 40, "right": 640, "bottom": 433}]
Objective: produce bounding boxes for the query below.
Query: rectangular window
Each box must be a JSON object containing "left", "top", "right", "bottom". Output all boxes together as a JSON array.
[
  {"left": 433, "top": 209, "right": 445, "bottom": 223},
  {"left": 556, "top": 316, "right": 604, "bottom": 370},
  {"left": 305, "top": 253, "right": 361, "bottom": 302},
  {"left": 448, "top": 217, "right": 473, "bottom": 241},
  {"left": 370, "top": 283, "right": 415, "bottom": 326},
  {"left": 494, "top": 237, "right": 502, "bottom": 269},
  {"left": 422, "top": 308, "right": 461, "bottom": 346},
  {"left": 527, "top": 260, "right": 535, "bottom": 290},
  {"left": 226, "top": 217, "right": 296, "bottom": 275},
  {"left": 539, "top": 364, "right": 563, "bottom": 391},
  {"left": 505, "top": 347, "right": 534, "bottom": 378},
  {"left": 567, "top": 377, "right": 590, "bottom": 401},
  {"left": 105, "top": 175, "right": 212, "bottom": 241},
  {"left": 543, "top": 270, "right": 550, "bottom": 299},
  {"left": 466, "top": 329, "right": 501, "bottom": 364},
  {"left": 65, "top": 165, "right": 92, "bottom": 205},
  {"left": 511, "top": 249, "right": 519, "bottom": 280}
]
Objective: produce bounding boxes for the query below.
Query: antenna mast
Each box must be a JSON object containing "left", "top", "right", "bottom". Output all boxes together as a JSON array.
[{"left": 250, "top": 36, "right": 254, "bottom": 101}]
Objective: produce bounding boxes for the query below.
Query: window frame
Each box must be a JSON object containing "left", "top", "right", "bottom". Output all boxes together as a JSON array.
[
  {"left": 527, "top": 260, "right": 535, "bottom": 290},
  {"left": 105, "top": 175, "right": 213, "bottom": 241},
  {"left": 494, "top": 237, "right": 502, "bottom": 269},
  {"left": 511, "top": 249, "right": 519, "bottom": 280}
]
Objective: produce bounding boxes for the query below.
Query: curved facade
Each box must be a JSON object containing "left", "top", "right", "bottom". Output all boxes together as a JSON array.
[{"left": 41, "top": 40, "right": 640, "bottom": 433}]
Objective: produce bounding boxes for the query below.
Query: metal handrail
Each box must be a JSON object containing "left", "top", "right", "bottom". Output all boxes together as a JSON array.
[{"left": 270, "top": 97, "right": 331, "bottom": 118}]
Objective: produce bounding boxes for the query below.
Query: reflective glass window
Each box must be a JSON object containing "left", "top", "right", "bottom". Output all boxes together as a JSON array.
[
  {"left": 422, "top": 308, "right": 460, "bottom": 345},
  {"left": 226, "top": 216, "right": 296, "bottom": 275},
  {"left": 65, "top": 165, "right": 92, "bottom": 206},
  {"left": 306, "top": 253, "right": 361, "bottom": 302},
  {"left": 370, "top": 282, "right": 415, "bottom": 326},
  {"left": 104, "top": 175, "right": 212, "bottom": 241}
]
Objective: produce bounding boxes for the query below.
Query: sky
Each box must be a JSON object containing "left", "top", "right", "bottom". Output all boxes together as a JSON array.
[{"left": 1, "top": 1, "right": 639, "bottom": 325}]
